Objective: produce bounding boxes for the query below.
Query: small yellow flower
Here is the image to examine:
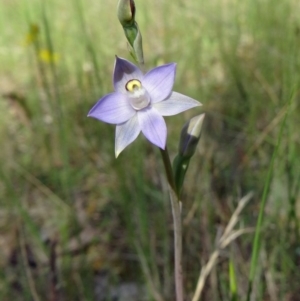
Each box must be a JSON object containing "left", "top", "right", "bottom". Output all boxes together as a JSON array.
[{"left": 39, "top": 49, "right": 60, "bottom": 63}]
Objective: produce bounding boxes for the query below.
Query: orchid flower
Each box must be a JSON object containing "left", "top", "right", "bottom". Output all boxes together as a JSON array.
[{"left": 88, "top": 57, "right": 201, "bottom": 157}]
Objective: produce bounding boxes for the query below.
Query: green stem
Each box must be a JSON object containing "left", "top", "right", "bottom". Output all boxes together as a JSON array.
[
  {"left": 159, "top": 147, "right": 183, "bottom": 301},
  {"left": 159, "top": 147, "right": 176, "bottom": 193},
  {"left": 41, "top": 0, "right": 70, "bottom": 201},
  {"left": 246, "top": 93, "right": 293, "bottom": 301}
]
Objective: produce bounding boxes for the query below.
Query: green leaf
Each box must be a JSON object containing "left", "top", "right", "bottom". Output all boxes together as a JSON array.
[{"left": 173, "top": 154, "right": 190, "bottom": 195}]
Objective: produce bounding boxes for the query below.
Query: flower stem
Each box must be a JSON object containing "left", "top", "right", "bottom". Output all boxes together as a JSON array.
[
  {"left": 159, "top": 147, "right": 176, "bottom": 193},
  {"left": 159, "top": 147, "right": 184, "bottom": 301}
]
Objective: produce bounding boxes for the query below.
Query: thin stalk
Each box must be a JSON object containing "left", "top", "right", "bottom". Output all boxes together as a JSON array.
[
  {"left": 159, "top": 147, "right": 176, "bottom": 193},
  {"left": 72, "top": 0, "right": 102, "bottom": 88},
  {"left": 169, "top": 188, "right": 183, "bottom": 301},
  {"left": 19, "top": 225, "right": 41, "bottom": 301},
  {"left": 40, "top": 0, "right": 70, "bottom": 201},
  {"left": 159, "top": 147, "right": 183, "bottom": 301},
  {"left": 246, "top": 93, "right": 293, "bottom": 301}
]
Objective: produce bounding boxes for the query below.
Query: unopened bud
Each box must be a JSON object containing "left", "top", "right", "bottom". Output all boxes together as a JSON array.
[
  {"left": 117, "top": 0, "right": 136, "bottom": 27},
  {"left": 173, "top": 114, "right": 205, "bottom": 194},
  {"left": 117, "top": 0, "right": 144, "bottom": 65},
  {"left": 178, "top": 114, "right": 205, "bottom": 158}
]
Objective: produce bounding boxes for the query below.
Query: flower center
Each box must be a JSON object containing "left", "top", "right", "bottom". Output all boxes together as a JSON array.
[
  {"left": 126, "top": 79, "right": 150, "bottom": 110},
  {"left": 126, "top": 79, "right": 141, "bottom": 92}
]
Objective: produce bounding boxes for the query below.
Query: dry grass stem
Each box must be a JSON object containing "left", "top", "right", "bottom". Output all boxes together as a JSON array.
[
  {"left": 135, "top": 242, "right": 164, "bottom": 301},
  {"left": 19, "top": 225, "right": 41, "bottom": 301},
  {"left": 11, "top": 162, "right": 71, "bottom": 212},
  {"left": 191, "top": 192, "right": 254, "bottom": 301}
]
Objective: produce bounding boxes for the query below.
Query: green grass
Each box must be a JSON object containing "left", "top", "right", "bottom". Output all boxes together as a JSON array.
[{"left": 0, "top": 0, "right": 300, "bottom": 300}]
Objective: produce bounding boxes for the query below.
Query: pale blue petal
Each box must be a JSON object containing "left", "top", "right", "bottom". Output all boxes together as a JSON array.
[
  {"left": 88, "top": 92, "right": 135, "bottom": 124},
  {"left": 113, "top": 57, "right": 143, "bottom": 93},
  {"left": 115, "top": 115, "right": 140, "bottom": 157},
  {"left": 138, "top": 107, "right": 167, "bottom": 149},
  {"left": 153, "top": 92, "right": 201, "bottom": 116},
  {"left": 142, "top": 63, "right": 176, "bottom": 103}
]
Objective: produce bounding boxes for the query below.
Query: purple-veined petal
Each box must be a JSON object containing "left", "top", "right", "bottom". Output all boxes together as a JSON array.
[
  {"left": 115, "top": 114, "right": 141, "bottom": 157},
  {"left": 88, "top": 92, "right": 135, "bottom": 124},
  {"left": 138, "top": 107, "right": 167, "bottom": 149},
  {"left": 113, "top": 56, "right": 143, "bottom": 93},
  {"left": 142, "top": 63, "right": 176, "bottom": 103},
  {"left": 153, "top": 91, "right": 201, "bottom": 116}
]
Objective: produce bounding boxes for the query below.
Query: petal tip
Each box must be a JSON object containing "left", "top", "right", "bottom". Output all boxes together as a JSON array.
[
  {"left": 87, "top": 111, "right": 94, "bottom": 118},
  {"left": 159, "top": 142, "right": 166, "bottom": 150},
  {"left": 115, "top": 146, "right": 122, "bottom": 158},
  {"left": 115, "top": 55, "right": 122, "bottom": 63}
]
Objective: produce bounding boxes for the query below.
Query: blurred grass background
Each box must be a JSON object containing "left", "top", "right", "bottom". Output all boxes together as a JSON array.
[{"left": 0, "top": 0, "right": 300, "bottom": 300}]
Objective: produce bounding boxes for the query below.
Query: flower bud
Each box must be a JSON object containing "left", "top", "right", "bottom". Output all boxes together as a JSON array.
[
  {"left": 117, "top": 0, "right": 144, "bottom": 64},
  {"left": 178, "top": 114, "right": 205, "bottom": 158},
  {"left": 117, "top": 0, "right": 136, "bottom": 27},
  {"left": 173, "top": 114, "right": 205, "bottom": 194}
]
